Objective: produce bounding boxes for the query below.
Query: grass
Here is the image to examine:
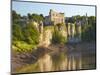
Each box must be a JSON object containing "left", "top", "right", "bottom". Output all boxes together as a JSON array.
[{"left": 12, "top": 41, "right": 37, "bottom": 53}]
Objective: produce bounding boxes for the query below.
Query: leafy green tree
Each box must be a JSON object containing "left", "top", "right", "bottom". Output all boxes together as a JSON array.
[
  {"left": 28, "top": 13, "right": 32, "bottom": 20},
  {"left": 81, "top": 16, "right": 96, "bottom": 41},
  {"left": 27, "top": 13, "right": 44, "bottom": 22},
  {"left": 23, "top": 22, "right": 40, "bottom": 45},
  {"left": 12, "top": 24, "right": 24, "bottom": 41},
  {"left": 12, "top": 10, "right": 21, "bottom": 23},
  {"left": 40, "top": 14, "right": 44, "bottom": 19}
]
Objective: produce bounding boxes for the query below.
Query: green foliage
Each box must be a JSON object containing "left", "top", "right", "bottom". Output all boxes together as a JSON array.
[
  {"left": 81, "top": 16, "right": 96, "bottom": 41},
  {"left": 12, "top": 41, "right": 36, "bottom": 53},
  {"left": 28, "top": 13, "right": 44, "bottom": 22},
  {"left": 67, "top": 15, "right": 82, "bottom": 23},
  {"left": 28, "top": 13, "right": 32, "bottom": 20},
  {"left": 12, "top": 22, "right": 40, "bottom": 52},
  {"left": 12, "top": 10, "right": 21, "bottom": 23},
  {"left": 12, "top": 24, "right": 24, "bottom": 41},
  {"left": 12, "top": 12, "right": 40, "bottom": 52},
  {"left": 44, "top": 25, "right": 54, "bottom": 31},
  {"left": 67, "top": 15, "right": 96, "bottom": 42},
  {"left": 52, "top": 26, "right": 67, "bottom": 44},
  {"left": 23, "top": 22, "right": 40, "bottom": 45}
]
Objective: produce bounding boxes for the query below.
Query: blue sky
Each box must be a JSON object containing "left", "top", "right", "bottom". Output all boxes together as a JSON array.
[{"left": 12, "top": 1, "right": 96, "bottom": 17}]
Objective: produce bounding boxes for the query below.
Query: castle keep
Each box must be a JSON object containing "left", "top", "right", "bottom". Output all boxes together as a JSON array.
[{"left": 44, "top": 9, "right": 65, "bottom": 25}]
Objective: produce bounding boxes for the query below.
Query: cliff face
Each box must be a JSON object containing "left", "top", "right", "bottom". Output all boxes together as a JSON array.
[
  {"left": 38, "top": 22, "right": 81, "bottom": 47},
  {"left": 39, "top": 29, "right": 52, "bottom": 47},
  {"left": 39, "top": 27, "right": 53, "bottom": 47},
  {"left": 43, "top": 29, "right": 52, "bottom": 47},
  {"left": 67, "top": 23, "right": 81, "bottom": 43}
]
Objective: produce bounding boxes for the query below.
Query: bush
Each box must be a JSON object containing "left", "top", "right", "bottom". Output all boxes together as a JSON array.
[
  {"left": 12, "top": 22, "right": 40, "bottom": 52},
  {"left": 52, "top": 28, "right": 67, "bottom": 44},
  {"left": 12, "top": 41, "right": 35, "bottom": 53},
  {"left": 23, "top": 22, "right": 40, "bottom": 45},
  {"left": 81, "top": 16, "right": 96, "bottom": 42},
  {"left": 12, "top": 24, "right": 24, "bottom": 41}
]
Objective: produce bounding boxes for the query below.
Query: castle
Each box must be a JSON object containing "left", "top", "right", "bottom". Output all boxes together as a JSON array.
[
  {"left": 44, "top": 9, "right": 65, "bottom": 25},
  {"left": 43, "top": 9, "right": 86, "bottom": 44},
  {"left": 19, "top": 9, "right": 88, "bottom": 46}
]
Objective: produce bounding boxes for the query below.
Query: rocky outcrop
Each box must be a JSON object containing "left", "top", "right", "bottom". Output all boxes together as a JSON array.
[{"left": 39, "top": 29, "right": 53, "bottom": 47}]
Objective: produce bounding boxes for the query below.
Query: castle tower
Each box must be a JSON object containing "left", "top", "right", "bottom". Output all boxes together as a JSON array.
[{"left": 49, "top": 9, "right": 65, "bottom": 25}]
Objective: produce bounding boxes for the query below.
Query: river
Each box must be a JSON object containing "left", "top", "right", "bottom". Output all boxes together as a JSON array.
[{"left": 12, "top": 42, "right": 96, "bottom": 73}]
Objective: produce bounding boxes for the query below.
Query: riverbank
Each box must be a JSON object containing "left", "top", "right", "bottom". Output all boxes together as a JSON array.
[{"left": 11, "top": 41, "right": 96, "bottom": 74}]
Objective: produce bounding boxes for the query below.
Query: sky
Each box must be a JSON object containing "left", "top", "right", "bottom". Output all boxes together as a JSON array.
[{"left": 12, "top": 1, "right": 96, "bottom": 17}]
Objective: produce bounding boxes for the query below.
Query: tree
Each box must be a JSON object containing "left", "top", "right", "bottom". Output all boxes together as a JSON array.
[
  {"left": 28, "top": 13, "right": 32, "bottom": 20},
  {"left": 23, "top": 23, "right": 40, "bottom": 45},
  {"left": 40, "top": 14, "right": 44, "bottom": 18},
  {"left": 52, "top": 26, "right": 67, "bottom": 44},
  {"left": 12, "top": 24, "right": 24, "bottom": 41},
  {"left": 12, "top": 10, "right": 21, "bottom": 23},
  {"left": 81, "top": 16, "right": 96, "bottom": 41}
]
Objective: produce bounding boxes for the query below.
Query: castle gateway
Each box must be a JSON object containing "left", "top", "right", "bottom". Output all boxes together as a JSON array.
[{"left": 44, "top": 9, "right": 65, "bottom": 25}]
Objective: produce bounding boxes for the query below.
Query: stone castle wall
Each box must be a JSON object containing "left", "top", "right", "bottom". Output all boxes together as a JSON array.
[
  {"left": 44, "top": 9, "right": 65, "bottom": 25},
  {"left": 50, "top": 9, "right": 65, "bottom": 25}
]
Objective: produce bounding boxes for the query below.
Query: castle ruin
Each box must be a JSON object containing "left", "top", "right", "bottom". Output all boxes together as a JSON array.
[{"left": 44, "top": 9, "right": 65, "bottom": 25}]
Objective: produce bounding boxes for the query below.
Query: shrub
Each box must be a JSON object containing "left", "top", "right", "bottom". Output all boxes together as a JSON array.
[
  {"left": 52, "top": 27, "right": 67, "bottom": 44},
  {"left": 23, "top": 22, "right": 40, "bottom": 45}
]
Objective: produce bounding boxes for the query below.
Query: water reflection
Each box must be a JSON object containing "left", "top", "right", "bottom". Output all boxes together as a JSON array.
[
  {"left": 51, "top": 52, "right": 67, "bottom": 71},
  {"left": 35, "top": 49, "right": 82, "bottom": 72},
  {"left": 14, "top": 44, "right": 96, "bottom": 73},
  {"left": 67, "top": 52, "right": 82, "bottom": 70},
  {"left": 37, "top": 54, "right": 53, "bottom": 72}
]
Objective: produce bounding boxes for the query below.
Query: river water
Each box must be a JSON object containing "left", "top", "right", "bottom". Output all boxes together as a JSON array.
[
  {"left": 36, "top": 51, "right": 82, "bottom": 72},
  {"left": 13, "top": 43, "right": 96, "bottom": 73},
  {"left": 28, "top": 44, "right": 96, "bottom": 72}
]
